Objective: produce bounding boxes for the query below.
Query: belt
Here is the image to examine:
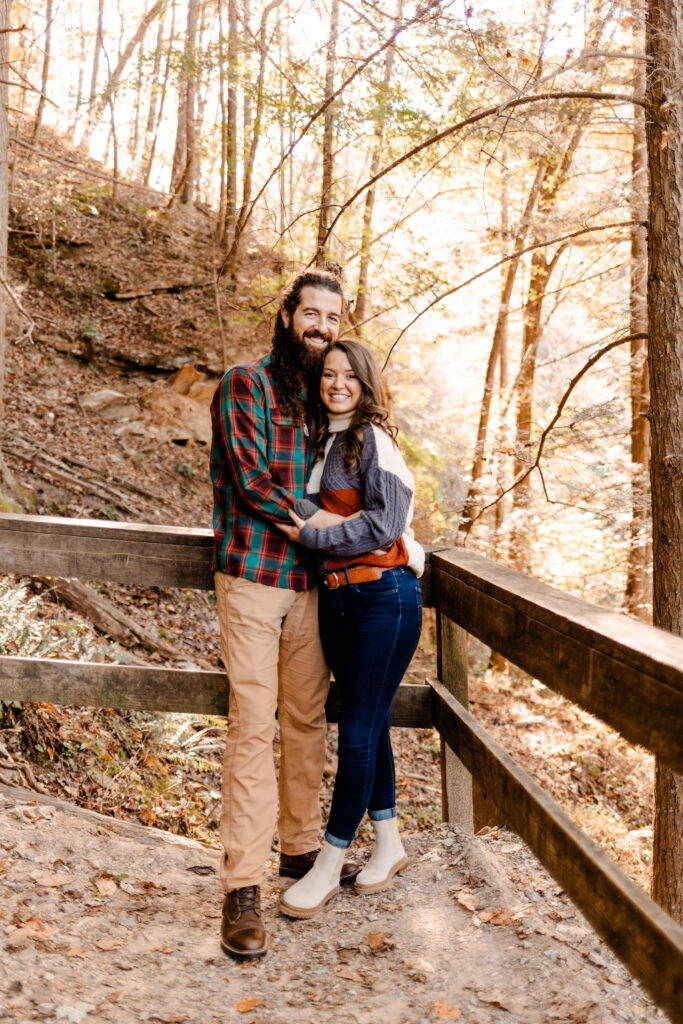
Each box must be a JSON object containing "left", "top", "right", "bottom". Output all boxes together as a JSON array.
[{"left": 322, "top": 566, "right": 386, "bottom": 590}]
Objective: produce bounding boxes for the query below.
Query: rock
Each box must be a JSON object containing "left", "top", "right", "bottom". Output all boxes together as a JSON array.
[
  {"left": 169, "top": 366, "right": 205, "bottom": 395},
  {"left": 80, "top": 390, "right": 140, "bottom": 421}
]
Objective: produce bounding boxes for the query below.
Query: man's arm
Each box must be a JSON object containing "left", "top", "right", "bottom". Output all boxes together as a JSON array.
[{"left": 212, "top": 368, "right": 296, "bottom": 523}]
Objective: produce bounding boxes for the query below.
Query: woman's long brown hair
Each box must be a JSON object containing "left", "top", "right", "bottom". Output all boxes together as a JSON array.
[{"left": 315, "top": 338, "right": 397, "bottom": 476}]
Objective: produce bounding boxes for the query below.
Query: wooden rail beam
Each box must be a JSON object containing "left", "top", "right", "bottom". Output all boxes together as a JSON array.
[
  {"left": 0, "top": 513, "right": 436, "bottom": 604},
  {"left": 0, "top": 655, "right": 432, "bottom": 727},
  {"left": 432, "top": 549, "right": 683, "bottom": 773},
  {"left": 430, "top": 678, "right": 683, "bottom": 1022},
  {"left": 0, "top": 514, "right": 215, "bottom": 589}
]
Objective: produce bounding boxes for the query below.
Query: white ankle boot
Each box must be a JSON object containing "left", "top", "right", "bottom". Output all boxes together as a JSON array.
[
  {"left": 355, "top": 817, "right": 409, "bottom": 893},
  {"left": 279, "top": 842, "right": 345, "bottom": 919}
]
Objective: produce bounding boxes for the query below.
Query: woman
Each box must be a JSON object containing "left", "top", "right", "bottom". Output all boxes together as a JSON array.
[{"left": 277, "top": 338, "right": 424, "bottom": 919}]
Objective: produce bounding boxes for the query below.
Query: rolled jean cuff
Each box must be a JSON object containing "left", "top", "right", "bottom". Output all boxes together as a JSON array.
[
  {"left": 325, "top": 830, "right": 352, "bottom": 850},
  {"left": 369, "top": 807, "right": 396, "bottom": 822}
]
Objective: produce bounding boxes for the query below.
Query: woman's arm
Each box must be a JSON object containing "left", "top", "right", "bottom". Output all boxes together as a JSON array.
[
  {"left": 275, "top": 508, "right": 363, "bottom": 541},
  {"left": 294, "top": 430, "right": 415, "bottom": 556}
]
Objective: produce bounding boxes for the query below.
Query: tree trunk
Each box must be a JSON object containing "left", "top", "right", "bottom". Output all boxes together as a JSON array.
[
  {"left": 69, "top": 4, "right": 87, "bottom": 140},
  {"left": 314, "top": 0, "right": 339, "bottom": 267},
  {"left": 139, "top": 15, "right": 165, "bottom": 182},
  {"left": 80, "top": 0, "right": 105, "bottom": 150},
  {"left": 127, "top": 45, "right": 146, "bottom": 169},
  {"left": 646, "top": 0, "right": 683, "bottom": 925},
  {"left": 353, "top": 5, "right": 400, "bottom": 333},
  {"left": 222, "top": 0, "right": 239, "bottom": 246},
  {"left": 458, "top": 160, "right": 546, "bottom": 536},
  {"left": 625, "top": 35, "right": 651, "bottom": 620},
  {"left": 170, "top": 0, "right": 200, "bottom": 202},
  {"left": 234, "top": 0, "right": 283, "bottom": 259},
  {"left": 82, "top": 0, "right": 169, "bottom": 152},
  {"left": 32, "top": 0, "right": 54, "bottom": 142},
  {"left": 0, "top": 0, "right": 10, "bottom": 490},
  {"left": 507, "top": 235, "right": 571, "bottom": 569}
]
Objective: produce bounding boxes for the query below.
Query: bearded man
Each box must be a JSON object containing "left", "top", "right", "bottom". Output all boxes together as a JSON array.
[{"left": 210, "top": 270, "right": 358, "bottom": 960}]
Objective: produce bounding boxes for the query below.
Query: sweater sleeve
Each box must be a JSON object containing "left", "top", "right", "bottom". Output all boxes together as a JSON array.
[{"left": 298, "top": 429, "right": 414, "bottom": 556}]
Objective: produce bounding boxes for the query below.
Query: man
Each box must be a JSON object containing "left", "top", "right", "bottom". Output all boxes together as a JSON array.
[{"left": 210, "top": 269, "right": 358, "bottom": 961}]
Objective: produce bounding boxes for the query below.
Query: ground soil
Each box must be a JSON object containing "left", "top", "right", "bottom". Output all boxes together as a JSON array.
[{"left": 0, "top": 781, "right": 667, "bottom": 1024}]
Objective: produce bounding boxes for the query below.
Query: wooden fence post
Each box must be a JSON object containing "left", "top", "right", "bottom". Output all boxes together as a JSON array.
[{"left": 436, "top": 611, "right": 473, "bottom": 831}]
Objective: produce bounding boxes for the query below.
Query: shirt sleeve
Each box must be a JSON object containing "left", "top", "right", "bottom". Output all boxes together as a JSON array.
[
  {"left": 298, "top": 436, "right": 413, "bottom": 555},
  {"left": 212, "top": 368, "right": 295, "bottom": 523}
]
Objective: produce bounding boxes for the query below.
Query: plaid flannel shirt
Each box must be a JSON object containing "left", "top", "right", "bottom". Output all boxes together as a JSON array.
[{"left": 210, "top": 354, "right": 316, "bottom": 591}]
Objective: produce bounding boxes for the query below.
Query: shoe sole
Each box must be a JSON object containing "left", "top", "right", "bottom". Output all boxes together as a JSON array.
[
  {"left": 279, "top": 868, "right": 360, "bottom": 886},
  {"left": 279, "top": 884, "right": 340, "bottom": 919},
  {"left": 354, "top": 856, "right": 410, "bottom": 894},
  {"left": 220, "top": 937, "right": 268, "bottom": 961}
]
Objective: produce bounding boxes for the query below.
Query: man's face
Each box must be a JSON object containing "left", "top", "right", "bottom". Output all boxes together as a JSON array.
[{"left": 281, "top": 285, "right": 343, "bottom": 372}]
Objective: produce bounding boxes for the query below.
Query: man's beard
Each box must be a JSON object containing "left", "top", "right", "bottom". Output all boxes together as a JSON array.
[{"left": 288, "top": 324, "right": 331, "bottom": 376}]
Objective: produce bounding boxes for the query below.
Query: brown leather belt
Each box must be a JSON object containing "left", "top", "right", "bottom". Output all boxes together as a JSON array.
[{"left": 322, "top": 566, "right": 386, "bottom": 590}]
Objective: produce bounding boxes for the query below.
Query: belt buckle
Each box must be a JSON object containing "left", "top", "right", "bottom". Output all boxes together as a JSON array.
[{"left": 325, "top": 571, "right": 340, "bottom": 590}]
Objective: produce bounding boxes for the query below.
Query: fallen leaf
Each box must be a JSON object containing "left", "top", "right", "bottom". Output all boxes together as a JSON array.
[
  {"left": 478, "top": 988, "right": 526, "bottom": 1014},
  {"left": 367, "top": 930, "right": 394, "bottom": 954},
  {"left": 455, "top": 890, "right": 479, "bottom": 912},
  {"left": 334, "top": 965, "right": 364, "bottom": 984},
  {"left": 432, "top": 1001, "right": 462, "bottom": 1021},
  {"left": 402, "top": 957, "right": 434, "bottom": 974},
  {"left": 95, "top": 878, "right": 117, "bottom": 897},
  {"left": 234, "top": 998, "right": 263, "bottom": 1013},
  {"left": 489, "top": 906, "right": 526, "bottom": 926},
  {"left": 55, "top": 1004, "right": 96, "bottom": 1023},
  {"left": 66, "top": 948, "right": 88, "bottom": 958},
  {"left": 95, "top": 937, "right": 121, "bottom": 951},
  {"left": 472, "top": 910, "right": 495, "bottom": 926},
  {"left": 36, "top": 872, "right": 73, "bottom": 888},
  {"left": 337, "top": 944, "right": 360, "bottom": 963}
]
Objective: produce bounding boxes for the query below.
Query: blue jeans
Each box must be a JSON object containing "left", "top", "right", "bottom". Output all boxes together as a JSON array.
[{"left": 318, "top": 566, "right": 422, "bottom": 848}]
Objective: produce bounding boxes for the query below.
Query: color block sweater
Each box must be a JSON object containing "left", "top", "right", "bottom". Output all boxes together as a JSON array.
[{"left": 298, "top": 413, "right": 425, "bottom": 578}]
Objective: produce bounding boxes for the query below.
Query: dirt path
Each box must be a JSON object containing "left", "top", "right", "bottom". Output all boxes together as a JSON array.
[{"left": 0, "top": 783, "right": 667, "bottom": 1024}]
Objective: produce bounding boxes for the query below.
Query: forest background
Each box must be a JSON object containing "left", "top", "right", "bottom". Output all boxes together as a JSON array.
[{"left": 0, "top": 0, "right": 680, "bottom": 923}]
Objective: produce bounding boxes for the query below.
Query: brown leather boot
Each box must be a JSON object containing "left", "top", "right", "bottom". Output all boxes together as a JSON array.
[
  {"left": 220, "top": 886, "right": 267, "bottom": 961},
  {"left": 279, "top": 848, "right": 361, "bottom": 885}
]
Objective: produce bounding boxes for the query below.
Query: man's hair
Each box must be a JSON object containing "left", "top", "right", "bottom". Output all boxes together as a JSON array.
[
  {"left": 271, "top": 270, "right": 344, "bottom": 421},
  {"left": 314, "top": 338, "right": 397, "bottom": 476}
]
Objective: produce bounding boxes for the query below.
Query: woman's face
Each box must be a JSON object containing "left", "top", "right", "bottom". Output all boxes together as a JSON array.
[{"left": 320, "top": 348, "right": 363, "bottom": 415}]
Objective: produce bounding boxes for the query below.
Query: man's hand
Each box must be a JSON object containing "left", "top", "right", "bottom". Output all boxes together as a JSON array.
[{"left": 275, "top": 509, "right": 307, "bottom": 542}]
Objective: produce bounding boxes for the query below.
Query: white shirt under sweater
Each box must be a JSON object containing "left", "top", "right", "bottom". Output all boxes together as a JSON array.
[{"left": 298, "top": 412, "right": 425, "bottom": 578}]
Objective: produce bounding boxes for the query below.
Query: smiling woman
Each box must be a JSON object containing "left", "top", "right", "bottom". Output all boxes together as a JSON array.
[
  {"left": 319, "top": 348, "right": 362, "bottom": 414},
  {"left": 277, "top": 338, "right": 425, "bottom": 920}
]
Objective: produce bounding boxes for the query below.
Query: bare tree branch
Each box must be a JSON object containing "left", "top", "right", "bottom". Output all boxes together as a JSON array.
[
  {"left": 381, "top": 219, "right": 643, "bottom": 369},
  {"left": 318, "top": 90, "right": 648, "bottom": 264},
  {"left": 461, "top": 332, "right": 648, "bottom": 540},
  {"left": 218, "top": 0, "right": 445, "bottom": 276}
]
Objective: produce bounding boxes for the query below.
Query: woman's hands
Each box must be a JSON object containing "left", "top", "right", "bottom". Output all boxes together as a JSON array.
[{"left": 276, "top": 507, "right": 356, "bottom": 542}]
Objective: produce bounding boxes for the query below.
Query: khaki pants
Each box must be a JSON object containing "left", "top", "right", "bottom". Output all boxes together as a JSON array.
[{"left": 215, "top": 572, "right": 329, "bottom": 890}]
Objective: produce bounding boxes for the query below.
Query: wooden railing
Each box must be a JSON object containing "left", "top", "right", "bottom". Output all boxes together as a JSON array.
[{"left": 0, "top": 513, "right": 682, "bottom": 1021}]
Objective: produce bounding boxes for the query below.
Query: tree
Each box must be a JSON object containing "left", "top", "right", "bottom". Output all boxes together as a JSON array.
[
  {"left": 170, "top": 0, "right": 200, "bottom": 202},
  {"left": 80, "top": 0, "right": 169, "bottom": 153},
  {"left": 32, "top": 0, "right": 53, "bottom": 142},
  {"left": 314, "top": 0, "right": 339, "bottom": 266},
  {"left": 0, "top": 0, "right": 10, "bottom": 491},
  {"left": 645, "top": 0, "right": 683, "bottom": 924},
  {"left": 352, "top": 4, "right": 401, "bottom": 333},
  {"left": 624, "top": 29, "right": 651, "bottom": 619}
]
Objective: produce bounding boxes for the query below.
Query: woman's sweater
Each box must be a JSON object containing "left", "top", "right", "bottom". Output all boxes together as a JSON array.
[{"left": 297, "top": 413, "right": 425, "bottom": 578}]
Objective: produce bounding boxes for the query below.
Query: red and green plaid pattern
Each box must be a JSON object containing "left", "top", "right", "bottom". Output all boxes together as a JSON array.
[{"left": 210, "top": 354, "right": 315, "bottom": 591}]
